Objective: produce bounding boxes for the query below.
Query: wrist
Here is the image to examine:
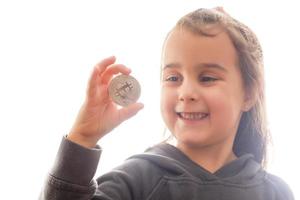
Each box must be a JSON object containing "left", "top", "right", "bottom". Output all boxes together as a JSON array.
[{"left": 67, "top": 132, "right": 98, "bottom": 149}]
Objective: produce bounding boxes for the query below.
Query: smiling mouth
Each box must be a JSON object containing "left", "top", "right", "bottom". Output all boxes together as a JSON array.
[{"left": 177, "top": 112, "right": 209, "bottom": 120}]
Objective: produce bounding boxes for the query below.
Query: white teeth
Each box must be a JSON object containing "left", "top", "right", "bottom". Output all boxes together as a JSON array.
[{"left": 179, "top": 112, "right": 208, "bottom": 120}]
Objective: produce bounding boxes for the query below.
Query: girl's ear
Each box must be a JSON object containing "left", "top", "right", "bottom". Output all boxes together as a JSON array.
[
  {"left": 242, "top": 101, "right": 252, "bottom": 112},
  {"left": 242, "top": 91, "right": 257, "bottom": 112}
]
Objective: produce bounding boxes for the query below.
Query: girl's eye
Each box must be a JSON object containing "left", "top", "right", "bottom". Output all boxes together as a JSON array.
[
  {"left": 199, "top": 76, "right": 218, "bottom": 82},
  {"left": 165, "top": 75, "right": 180, "bottom": 82}
]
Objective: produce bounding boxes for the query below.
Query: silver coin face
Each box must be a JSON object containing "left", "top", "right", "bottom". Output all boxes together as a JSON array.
[{"left": 108, "top": 74, "right": 141, "bottom": 107}]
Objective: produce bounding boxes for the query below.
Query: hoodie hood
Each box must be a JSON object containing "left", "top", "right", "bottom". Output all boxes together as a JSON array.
[{"left": 130, "top": 143, "right": 266, "bottom": 186}]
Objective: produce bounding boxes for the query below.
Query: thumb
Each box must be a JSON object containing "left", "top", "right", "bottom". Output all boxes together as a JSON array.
[{"left": 118, "top": 103, "right": 144, "bottom": 123}]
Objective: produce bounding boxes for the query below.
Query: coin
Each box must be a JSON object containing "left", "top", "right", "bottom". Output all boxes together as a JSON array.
[{"left": 108, "top": 74, "right": 141, "bottom": 107}]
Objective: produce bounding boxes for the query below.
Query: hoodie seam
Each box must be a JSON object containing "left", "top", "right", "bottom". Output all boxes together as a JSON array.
[
  {"left": 145, "top": 176, "right": 165, "bottom": 200},
  {"left": 162, "top": 175, "right": 266, "bottom": 188}
]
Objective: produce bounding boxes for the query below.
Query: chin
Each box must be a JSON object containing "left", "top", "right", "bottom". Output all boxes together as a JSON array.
[{"left": 175, "top": 134, "right": 212, "bottom": 149}]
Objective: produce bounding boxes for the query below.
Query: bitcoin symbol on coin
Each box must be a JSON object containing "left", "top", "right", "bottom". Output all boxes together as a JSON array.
[
  {"left": 115, "top": 81, "right": 134, "bottom": 100},
  {"left": 108, "top": 75, "right": 141, "bottom": 107}
]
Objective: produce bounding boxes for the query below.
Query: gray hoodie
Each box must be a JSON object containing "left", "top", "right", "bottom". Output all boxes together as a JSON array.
[{"left": 40, "top": 137, "right": 294, "bottom": 200}]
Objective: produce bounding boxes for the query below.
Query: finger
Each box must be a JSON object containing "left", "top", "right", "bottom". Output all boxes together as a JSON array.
[
  {"left": 94, "top": 56, "right": 116, "bottom": 75},
  {"left": 100, "top": 64, "right": 131, "bottom": 84},
  {"left": 87, "top": 83, "right": 110, "bottom": 106},
  {"left": 87, "top": 56, "right": 116, "bottom": 98},
  {"left": 118, "top": 103, "right": 144, "bottom": 123},
  {"left": 86, "top": 67, "right": 99, "bottom": 98}
]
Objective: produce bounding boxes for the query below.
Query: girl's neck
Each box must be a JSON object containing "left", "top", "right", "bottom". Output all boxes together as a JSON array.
[{"left": 175, "top": 142, "right": 237, "bottom": 173}]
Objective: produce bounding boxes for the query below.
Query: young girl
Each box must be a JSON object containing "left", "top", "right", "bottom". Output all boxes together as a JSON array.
[{"left": 40, "top": 8, "right": 294, "bottom": 200}]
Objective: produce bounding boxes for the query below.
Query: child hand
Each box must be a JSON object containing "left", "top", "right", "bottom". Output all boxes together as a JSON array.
[{"left": 67, "top": 56, "right": 144, "bottom": 148}]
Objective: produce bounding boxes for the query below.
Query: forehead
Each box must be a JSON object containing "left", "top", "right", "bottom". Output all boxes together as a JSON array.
[{"left": 163, "top": 28, "right": 238, "bottom": 69}]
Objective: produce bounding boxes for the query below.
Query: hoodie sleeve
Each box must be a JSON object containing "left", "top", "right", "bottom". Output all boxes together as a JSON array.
[
  {"left": 39, "top": 137, "right": 154, "bottom": 200},
  {"left": 267, "top": 174, "right": 295, "bottom": 200},
  {"left": 39, "top": 136, "right": 101, "bottom": 200}
]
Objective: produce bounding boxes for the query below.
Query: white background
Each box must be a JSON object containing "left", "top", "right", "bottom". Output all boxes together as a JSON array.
[{"left": 0, "top": 0, "right": 299, "bottom": 199}]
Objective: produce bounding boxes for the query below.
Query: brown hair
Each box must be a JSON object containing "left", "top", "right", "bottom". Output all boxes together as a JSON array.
[{"left": 164, "top": 8, "right": 270, "bottom": 167}]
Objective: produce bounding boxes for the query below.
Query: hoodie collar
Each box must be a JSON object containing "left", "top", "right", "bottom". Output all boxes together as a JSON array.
[{"left": 138, "top": 143, "right": 266, "bottom": 185}]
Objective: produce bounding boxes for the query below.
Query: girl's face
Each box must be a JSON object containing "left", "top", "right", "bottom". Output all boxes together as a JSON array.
[{"left": 161, "top": 28, "right": 250, "bottom": 150}]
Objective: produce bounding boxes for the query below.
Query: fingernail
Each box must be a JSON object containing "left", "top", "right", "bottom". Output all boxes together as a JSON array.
[{"left": 106, "top": 55, "right": 116, "bottom": 60}]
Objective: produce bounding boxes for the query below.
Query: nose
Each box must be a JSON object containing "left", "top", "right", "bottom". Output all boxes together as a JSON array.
[{"left": 178, "top": 79, "right": 199, "bottom": 102}]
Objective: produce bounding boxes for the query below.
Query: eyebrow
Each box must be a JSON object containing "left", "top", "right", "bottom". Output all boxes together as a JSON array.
[{"left": 163, "top": 62, "right": 228, "bottom": 73}]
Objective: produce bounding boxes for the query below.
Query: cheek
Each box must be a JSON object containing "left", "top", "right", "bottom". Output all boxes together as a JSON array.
[
  {"left": 160, "top": 88, "right": 177, "bottom": 125},
  {"left": 206, "top": 89, "right": 243, "bottom": 125},
  {"left": 160, "top": 87, "right": 176, "bottom": 106}
]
